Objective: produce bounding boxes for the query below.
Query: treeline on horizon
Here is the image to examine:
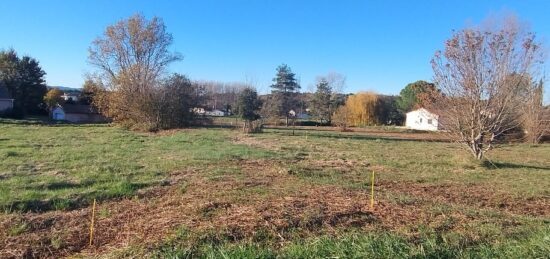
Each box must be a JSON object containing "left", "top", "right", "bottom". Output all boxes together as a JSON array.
[
  {"left": 1, "top": 13, "right": 549, "bottom": 158},
  {"left": 0, "top": 45, "right": 433, "bottom": 128}
]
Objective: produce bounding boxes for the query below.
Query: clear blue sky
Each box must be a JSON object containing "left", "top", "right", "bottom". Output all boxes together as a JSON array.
[{"left": 1, "top": 0, "right": 549, "bottom": 95}]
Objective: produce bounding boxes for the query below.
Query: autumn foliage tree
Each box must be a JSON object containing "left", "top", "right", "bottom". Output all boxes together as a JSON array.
[
  {"left": 346, "top": 92, "right": 380, "bottom": 126},
  {"left": 88, "top": 14, "right": 192, "bottom": 131},
  {"left": 332, "top": 105, "right": 352, "bottom": 131},
  {"left": 331, "top": 92, "right": 383, "bottom": 128},
  {"left": 430, "top": 15, "right": 544, "bottom": 159},
  {"left": 43, "top": 88, "right": 64, "bottom": 112}
]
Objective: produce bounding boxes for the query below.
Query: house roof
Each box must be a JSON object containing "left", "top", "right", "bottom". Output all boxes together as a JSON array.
[
  {"left": 406, "top": 108, "right": 437, "bottom": 115},
  {"left": 0, "top": 84, "right": 13, "bottom": 99},
  {"left": 61, "top": 104, "right": 100, "bottom": 114}
]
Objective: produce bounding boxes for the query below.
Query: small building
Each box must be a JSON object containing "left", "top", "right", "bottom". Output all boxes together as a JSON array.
[
  {"left": 205, "top": 109, "right": 226, "bottom": 117},
  {"left": 288, "top": 109, "right": 310, "bottom": 120},
  {"left": 192, "top": 107, "right": 206, "bottom": 115},
  {"left": 61, "top": 93, "right": 79, "bottom": 102},
  {"left": 288, "top": 110, "right": 296, "bottom": 117},
  {"left": 405, "top": 108, "right": 439, "bottom": 131},
  {"left": 0, "top": 85, "right": 14, "bottom": 113},
  {"left": 51, "top": 104, "right": 107, "bottom": 123}
]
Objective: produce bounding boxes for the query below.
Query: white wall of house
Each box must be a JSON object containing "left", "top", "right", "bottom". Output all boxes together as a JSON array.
[
  {"left": 62, "top": 94, "right": 79, "bottom": 102},
  {"left": 0, "top": 99, "right": 14, "bottom": 112},
  {"left": 205, "top": 110, "right": 225, "bottom": 117},
  {"left": 405, "top": 108, "right": 439, "bottom": 131},
  {"left": 52, "top": 107, "right": 65, "bottom": 120}
]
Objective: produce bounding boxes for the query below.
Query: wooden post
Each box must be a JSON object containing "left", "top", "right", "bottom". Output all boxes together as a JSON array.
[
  {"left": 370, "top": 171, "right": 375, "bottom": 210},
  {"left": 89, "top": 199, "right": 96, "bottom": 246}
]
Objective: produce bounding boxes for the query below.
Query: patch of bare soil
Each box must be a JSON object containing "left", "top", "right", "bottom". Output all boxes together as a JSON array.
[
  {"left": 1, "top": 158, "right": 547, "bottom": 258},
  {"left": 0, "top": 160, "right": 423, "bottom": 258},
  {"left": 379, "top": 180, "right": 550, "bottom": 217}
]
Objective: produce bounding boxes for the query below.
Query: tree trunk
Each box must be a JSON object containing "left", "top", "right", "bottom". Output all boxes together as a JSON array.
[{"left": 469, "top": 140, "right": 484, "bottom": 160}]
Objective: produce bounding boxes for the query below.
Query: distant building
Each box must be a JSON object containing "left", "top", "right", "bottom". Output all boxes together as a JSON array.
[
  {"left": 405, "top": 108, "right": 439, "bottom": 131},
  {"left": 192, "top": 107, "right": 206, "bottom": 115},
  {"left": 61, "top": 93, "right": 79, "bottom": 102},
  {"left": 288, "top": 110, "right": 296, "bottom": 117},
  {"left": 51, "top": 104, "right": 107, "bottom": 123},
  {"left": 0, "top": 84, "right": 14, "bottom": 113},
  {"left": 205, "top": 109, "right": 226, "bottom": 117},
  {"left": 288, "top": 109, "right": 310, "bottom": 120}
]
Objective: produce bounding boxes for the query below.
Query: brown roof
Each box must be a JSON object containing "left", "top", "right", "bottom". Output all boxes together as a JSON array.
[{"left": 61, "top": 104, "right": 100, "bottom": 114}]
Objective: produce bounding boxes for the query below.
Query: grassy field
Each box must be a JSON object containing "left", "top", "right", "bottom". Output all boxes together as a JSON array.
[{"left": 0, "top": 119, "right": 549, "bottom": 258}]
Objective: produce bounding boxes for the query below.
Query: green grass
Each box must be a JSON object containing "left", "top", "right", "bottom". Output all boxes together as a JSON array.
[
  {"left": 150, "top": 225, "right": 550, "bottom": 258},
  {"left": 1, "top": 118, "right": 549, "bottom": 258},
  {"left": 0, "top": 119, "right": 274, "bottom": 212},
  {"left": 260, "top": 128, "right": 550, "bottom": 197}
]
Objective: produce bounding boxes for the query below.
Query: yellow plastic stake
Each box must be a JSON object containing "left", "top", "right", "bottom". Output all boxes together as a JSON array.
[
  {"left": 370, "top": 171, "right": 375, "bottom": 210},
  {"left": 89, "top": 199, "right": 96, "bottom": 246}
]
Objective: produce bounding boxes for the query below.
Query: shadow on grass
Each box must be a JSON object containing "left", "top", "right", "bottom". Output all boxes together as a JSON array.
[
  {"left": 0, "top": 117, "right": 109, "bottom": 127},
  {"left": 483, "top": 161, "right": 550, "bottom": 171},
  {"left": 268, "top": 128, "right": 450, "bottom": 143},
  {"left": 3, "top": 182, "right": 151, "bottom": 213}
]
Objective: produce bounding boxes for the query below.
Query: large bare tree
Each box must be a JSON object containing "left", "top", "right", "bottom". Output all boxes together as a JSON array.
[
  {"left": 88, "top": 14, "right": 183, "bottom": 130},
  {"left": 430, "top": 16, "right": 545, "bottom": 159}
]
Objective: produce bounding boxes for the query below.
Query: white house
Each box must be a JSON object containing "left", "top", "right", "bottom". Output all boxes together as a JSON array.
[
  {"left": 405, "top": 108, "right": 439, "bottom": 131},
  {"left": 61, "top": 93, "right": 79, "bottom": 102},
  {"left": 204, "top": 109, "right": 225, "bottom": 117},
  {"left": 0, "top": 85, "right": 14, "bottom": 113},
  {"left": 192, "top": 107, "right": 206, "bottom": 115}
]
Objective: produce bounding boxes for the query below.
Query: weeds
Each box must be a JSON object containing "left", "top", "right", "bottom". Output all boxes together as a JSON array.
[{"left": 0, "top": 119, "right": 548, "bottom": 258}]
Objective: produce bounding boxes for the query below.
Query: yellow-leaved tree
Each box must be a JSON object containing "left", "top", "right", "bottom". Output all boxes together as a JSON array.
[{"left": 345, "top": 92, "right": 380, "bottom": 127}]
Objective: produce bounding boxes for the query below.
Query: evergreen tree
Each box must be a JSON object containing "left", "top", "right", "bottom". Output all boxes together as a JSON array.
[
  {"left": 269, "top": 64, "right": 300, "bottom": 126},
  {"left": 396, "top": 80, "right": 436, "bottom": 112},
  {"left": 310, "top": 78, "right": 333, "bottom": 124},
  {"left": 236, "top": 88, "right": 262, "bottom": 132},
  {"left": 0, "top": 49, "right": 47, "bottom": 115}
]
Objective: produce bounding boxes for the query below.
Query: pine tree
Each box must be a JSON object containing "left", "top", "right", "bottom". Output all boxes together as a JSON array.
[
  {"left": 311, "top": 78, "right": 332, "bottom": 124},
  {"left": 0, "top": 49, "right": 47, "bottom": 116},
  {"left": 236, "top": 88, "right": 262, "bottom": 132},
  {"left": 269, "top": 64, "right": 300, "bottom": 126}
]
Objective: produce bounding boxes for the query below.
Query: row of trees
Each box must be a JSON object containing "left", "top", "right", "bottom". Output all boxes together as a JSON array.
[
  {"left": 67, "top": 13, "right": 550, "bottom": 161},
  {"left": 0, "top": 14, "right": 448, "bottom": 133},
  {"left": 0, "top": 49, "right": 48, "bottom": 117},
  {"left": 3, "top": 13, "right": 548, "bottom": 161}
]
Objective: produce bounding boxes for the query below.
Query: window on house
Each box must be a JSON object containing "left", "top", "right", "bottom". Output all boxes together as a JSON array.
[
  {"left": 428, "top": 119, "right": 433, "bottom": 124},
  {"left": 419, "top": 118, "right": 423, "bottom": 123}
]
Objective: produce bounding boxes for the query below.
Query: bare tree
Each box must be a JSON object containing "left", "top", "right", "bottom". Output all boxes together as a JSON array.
[
  {"left": 522, "top": 79, "right": 549, "bottom": 144},
  {"left": 324, "top": 72, "right": 347, "bottom": 94},
  {"left": 311, "top": 72, "right": 347, "bottom": 124},
  {"left": 88, "top": 14, "right": 183, "bottom": 130},
  {"left": 194, "top": 80, "right": 247, "bottom": 112},
  {"left": 430, "top": 15, "right": 544, "bottom": 159}
]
